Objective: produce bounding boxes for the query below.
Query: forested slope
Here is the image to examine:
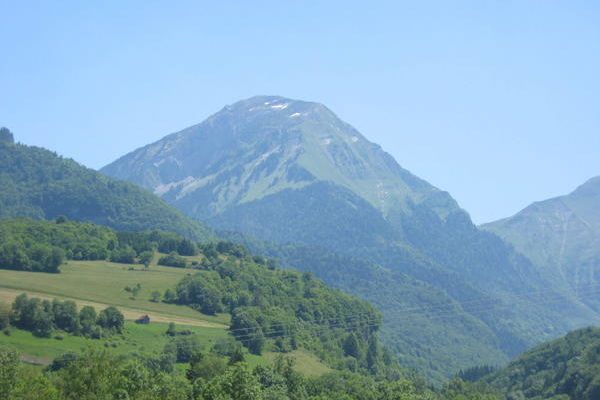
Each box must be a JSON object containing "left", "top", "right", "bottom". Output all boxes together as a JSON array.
[{"left": 0, "top": 128, "right": 211, "bottom": 241}]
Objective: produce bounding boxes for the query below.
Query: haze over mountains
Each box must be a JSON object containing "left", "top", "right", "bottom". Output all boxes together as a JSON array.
[
  {"left": 0, "top": 127, "right": 211, "bottom": 241},
  {"left": 483, "top": 177, "right": 600, "bottom": 313},
  {"left": 102, "top": 96, "right": 600, "bottom": 380}
]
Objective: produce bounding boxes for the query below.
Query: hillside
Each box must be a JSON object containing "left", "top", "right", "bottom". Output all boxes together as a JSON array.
[
  {"left": 483, "top": 177, "right": 600, "bottom": 312},
  {"left": 0, "top": 221, "right": 497, "bottom": 400},
  {"left": 102, "top": 96, "right": 599, "bottom": 380},
  {"left": 0, "top": 128, "right": 211, "bottom": 240},
  {"left": 0, "top": 218, "right": 392, "bottom": 376},
  {"left": 485, "top": 327, "right": 600, "bottom": 400}
]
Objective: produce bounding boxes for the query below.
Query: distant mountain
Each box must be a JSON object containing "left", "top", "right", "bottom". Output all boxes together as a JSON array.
[
  {"left": 485, "top": 326, "right": 600, "bottom": 400},
  {"left": 102, "top": 96, "right": 598, "bottom": 380},
  {"left": 0, "top": 128, "right": 211, "bottom": 240},
  {"left": 483, "top": 177, "right": 600, "bottom": 312},
  {"left": 101, "top": 96, "right": 443, "bottom": 222}
]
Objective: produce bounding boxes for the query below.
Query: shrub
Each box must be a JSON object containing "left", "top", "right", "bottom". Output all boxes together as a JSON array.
[
  {"left": 110, "top": 246, "right": 137, "bottom": 264},
  {"left": 158, "top": 252, "right": 187, "bottom": 268}
]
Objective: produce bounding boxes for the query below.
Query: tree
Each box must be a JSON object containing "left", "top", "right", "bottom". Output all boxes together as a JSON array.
[
  {"left": 33, "top": 301, "right": 54, "bottom": 338},
  {"left": 52, "top": 300, "right": 80, "bottom": 334},
  {"left": 164, "top": 288, "right": 177, "bottom": 303},
  {"left": 177, "top": 239, "right": 197, "bottom": 256},
  {"left": 150, "top": 290, "right": 162, "bottom": 303},
  {"left": 186, "top": 353, "right": 227, "bottom": 382},
  {"left": 228, "top": 346, "right": 245, "bottom": 365},
  {"left": 200, "top": 364, "right": 263, "bottom": 400},
  {"left": 166, "top": 322, "right": 177, "bottom": 336},
  {"left": 48, "top": 352, "right": 79, "bottom": 372},
  {"left": 9, "top": 372, "right": 60, "bottom": 400},
  {"left": 366, "top": 336, "right": 379, "bottom": 371},
  {"left": 138, "top": 251, "right": 153, "bottom": 268},
  {"left": 165, "top": 336, "right": 204, "bottom": 363},
  {"left": 158, "top": 252, "right": 188, "bottom": 268},
  {"left": 213, "top": 337, "right": 244, "bottom": 358},
  {"left": 125, "top": 283, "right": 142, "bottom": 299},
  {"left": 79, "top": 306, "right": 97, "bottom": 336},
  {"left": 0, "top": 127, "right": 14, "bottom": 144},
  {"left": 110, "top": 246, "right": 137, "bottom": 264},
  {"left": 343, "top": 333, "right": 361, "bottom": 359},
  {"left": 53, "top": 349, "right": 123, "bottom": 399},
  {"left": 0, "top": 347, "right": 19, "bottom": 399},
  {"left": 97, "top": 306, "right": 124, "bottom": 333},
  {"left": 11, "top": 295, "right": 54, "bottom": 337}
]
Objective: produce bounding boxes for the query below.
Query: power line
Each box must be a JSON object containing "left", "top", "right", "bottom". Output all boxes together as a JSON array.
[
  {"left": 222, "top": 281, "right": 600, "bottom": 338},
  {"left": 228, "top": 285, "right": 600, "bottom": 342}
]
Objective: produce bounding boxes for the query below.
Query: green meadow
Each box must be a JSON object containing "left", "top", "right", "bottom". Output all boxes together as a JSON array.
[
  {"left": 0, "top": 260, "right": 228, "bottom": 326},
  {"left": 0, "top": 259, "right": 332, "bottom": 376}
]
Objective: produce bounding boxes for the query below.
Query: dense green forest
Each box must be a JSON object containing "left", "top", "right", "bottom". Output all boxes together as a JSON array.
[
  {"left": 484, "top": 327, "right": 600, "bottom": 400},
  {"left": 0, "top": 218, "right": 204, "bottom": 272},
  {"left": 100, "top": 96, "right": 597, "bottom": 381},
  {"left": 0, "top": 129, "right": 211, "bottom": 240},
  {"left": 220, "top": 231, "right": 510, "bottom": 383},
  {"left": 169, "top": 250, "right": 387, "bottom": 373},
  {"left": 0, "top": 345, "right": 502, "bottom": 400},
  {"left": 0, "top": 220, "right": 504, "bottom": 399},
  {"left": 0, "top": 218, "right": 394, "bottom": 376}
]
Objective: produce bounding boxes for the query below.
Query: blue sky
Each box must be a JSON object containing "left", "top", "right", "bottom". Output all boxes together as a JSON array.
[{"left": 1, "top": 1, "right": 599, "bottom": 223}]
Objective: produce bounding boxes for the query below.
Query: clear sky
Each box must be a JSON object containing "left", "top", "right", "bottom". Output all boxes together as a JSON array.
[{"left": 1, "top": 1, "right": 599, "bottom": 223}]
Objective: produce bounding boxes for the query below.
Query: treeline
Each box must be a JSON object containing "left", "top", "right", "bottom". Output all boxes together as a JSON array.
[
  {"left": 0, "top": 218, "right": 210, "bottom": 272},
  {"left": 0, "top": 346, "right": 501, "bottom": 400},
  {"left": 0, "top": 131, "right": 211, "bottom": 240},
  {"left": 167, "top": 251, "right": 391, "bottom": 375},
  {"left": 4, "top": 293, "right": 124, "bottom": 338},
  {"left": 0, "top": 218, "right": 118, "bottom": 272},
  {"left": 0, "top": 218, "right": 258, "bottom": 273},
  {"left": 485, "top": 326, "right": 600, "bottom": 400}
]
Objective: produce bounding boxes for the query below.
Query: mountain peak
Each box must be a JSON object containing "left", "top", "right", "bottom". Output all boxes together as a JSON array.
[
  {"left": 213, "top": 95, "right": 333, "bottom": 126},
  {"left": 102, "top": 96, "right": 443, "bottom": 219},
  {"left": 572, "top": 175, "right": 600, "bottom": 197}
]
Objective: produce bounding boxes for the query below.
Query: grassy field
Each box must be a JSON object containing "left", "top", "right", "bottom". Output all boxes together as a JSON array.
[
  {"left": 1, "top": 321, "right": 227, "bottom": 365},
  {"left": 1, "top": 323, "right": 330, "bottom": 377},
  {"left": 0, "top": 259, "right": 332, "bottom": 376},
  {"left": 0, "top": 260, "right": 228, "bottom": 326}
]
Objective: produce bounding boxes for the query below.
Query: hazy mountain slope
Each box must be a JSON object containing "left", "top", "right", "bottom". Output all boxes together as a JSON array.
[
  {"left": 485, "top": 327, "right": 600, "bottom": 400},
  {"left": 0, "top": 129, "right": 211, "bottom": 240},
  {"left": 220, "top": 230, "right": 509, "bottom": 383},
  {"left": 102, "top": 96, "right": 598, "bottom": 378},
  {"left": 101, "top": 96, "right": 447, "bottom": 220},
  {"left": 483, "top": 177, "right": 600, "bottom": 312}
]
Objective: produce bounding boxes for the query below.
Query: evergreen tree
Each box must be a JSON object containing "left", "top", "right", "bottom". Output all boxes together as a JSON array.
[{"left": 343, "top": 333, "right": 361, "bottom": 359}]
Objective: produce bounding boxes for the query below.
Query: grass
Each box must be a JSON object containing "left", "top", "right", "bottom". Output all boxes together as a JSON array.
[
  {"left": 0, "top": 325, "right": 331, "bottom": 377},
  {"left": 0, "top": 259, "right": 332, "bottom": 376},
  {"left": 262, "top": 350, "right": 333, "bottom": 377},
  {"left": 0, "top": 260, "right": 228, "bottom": 326},
  {"left": 0, "top": 321, "right": 227, "bottom": 365}
]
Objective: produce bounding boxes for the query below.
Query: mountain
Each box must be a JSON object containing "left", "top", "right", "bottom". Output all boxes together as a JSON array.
[
  {"left": 102, "top": 96, "right": 598, "bottom": 380},
  {"left": 483, "top": 177, "right": 600, "bottom": 312},
  {"left": 0, "top": 128, "right": 211, "bottom": 240},
  {"left": 485, "top": 326, "right": 600, "bottom": 400}
]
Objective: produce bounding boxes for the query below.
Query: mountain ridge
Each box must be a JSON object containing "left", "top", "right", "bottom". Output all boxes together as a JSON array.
[
  {"left": 102, "top": 95, "right": 600, "bottom": 380},
  {"left": 0, "top": 129, "right": 212, "bottom": 241},
  {"left": 483, "top": 175, "right": 600, "bottom": 313},
  {"left": 101, "top": 95, "right": 451, "bottom": 221}
]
